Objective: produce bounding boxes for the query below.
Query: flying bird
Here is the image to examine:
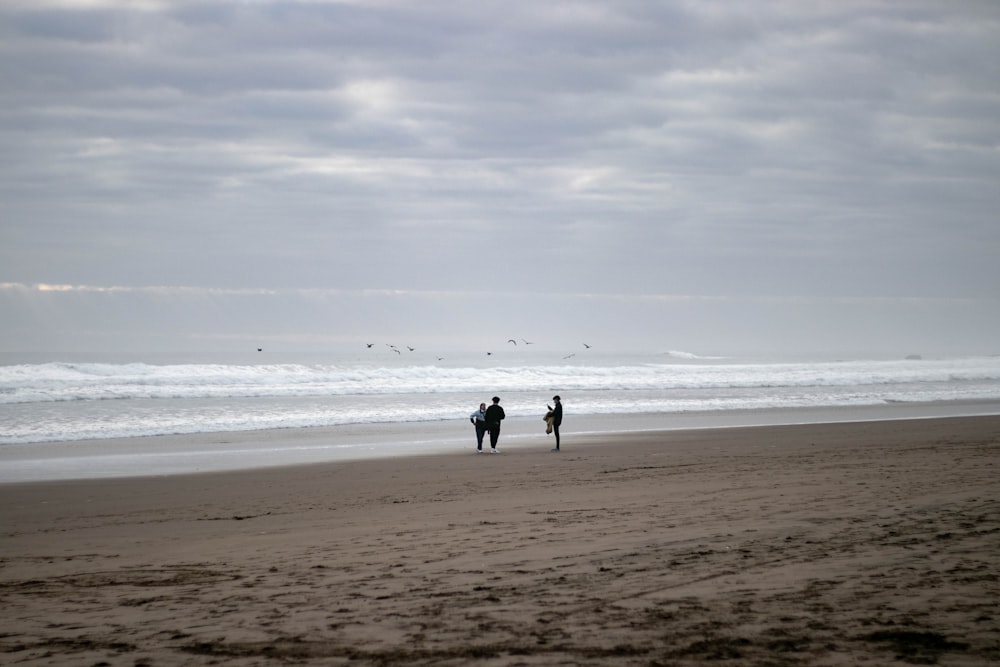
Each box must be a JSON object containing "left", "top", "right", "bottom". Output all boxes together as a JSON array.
[
  {"left": 521, "top": 339, "right": 534, "bottom": 345},
  {"left": 563, "top": 353, "right": 576, "bottom": 359},
  {"left": 582, "top": 343, "right": 591, "bottom": 349},
  {"left": 508, "top": 339, "right": 517, "bottom": 345},
  {"left": 366, "top": 343, "right": 374, "bottom": 348},
  {"left": 407, "top": 346, "right": 415, "bottom": 352}
]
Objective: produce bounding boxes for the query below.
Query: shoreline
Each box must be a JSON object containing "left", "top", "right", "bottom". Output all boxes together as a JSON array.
[
  {"left": 2, "top": 415, "right": 998, "bottom": 665},
  {"left": 2, "top": 398, "right": 999, "bottom": 483}
]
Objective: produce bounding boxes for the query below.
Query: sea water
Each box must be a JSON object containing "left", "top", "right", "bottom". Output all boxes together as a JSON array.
[{"left": 3, "top": 351, "right": 1000, "bottom": 446}]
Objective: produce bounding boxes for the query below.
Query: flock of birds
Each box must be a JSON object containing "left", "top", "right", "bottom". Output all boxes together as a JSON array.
[
  {"left": 256, "top": 341, "right": 592, "bottom": 361},
  {"left": 363, "top": 340, "right": 592, "bottom": 360}
]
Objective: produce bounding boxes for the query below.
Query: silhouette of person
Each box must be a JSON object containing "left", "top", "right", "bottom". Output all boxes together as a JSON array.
[
  {"left": 484, "top": 396, "right": 505, "bottom": 453},
  {"left": 549, "top": 395, "right": 563, "bottom": 451}
]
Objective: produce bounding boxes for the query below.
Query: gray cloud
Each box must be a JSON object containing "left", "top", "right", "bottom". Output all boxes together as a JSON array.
[{"left": 1, "top": 1, "right": 998, "bottom": 356}]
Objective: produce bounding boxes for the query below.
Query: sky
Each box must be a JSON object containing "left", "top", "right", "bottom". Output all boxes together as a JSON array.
[{"left": 1, "top": 0, "right": 999, "bottom": 361}]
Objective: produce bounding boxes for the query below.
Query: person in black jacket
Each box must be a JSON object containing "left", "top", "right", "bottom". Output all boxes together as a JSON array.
[
  {"left": 484, "top": 396, "right": 505, "bottom": 453},
  {"left": 549, "top": 395, "right": 563, "bottom": 451}
]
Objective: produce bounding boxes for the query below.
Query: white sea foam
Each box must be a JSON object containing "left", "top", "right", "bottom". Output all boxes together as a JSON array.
[{"left": 3, "top": 356, "right": 999, "bottom": 404}]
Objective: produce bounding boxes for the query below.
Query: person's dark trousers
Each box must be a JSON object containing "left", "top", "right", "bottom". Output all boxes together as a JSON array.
[
  {"left": 476, "top": 425, "right": 487, "bottom": 450},
  {"left": 553, "top": 424, "right": 560, "bottom": 449},
  {"left": 489, "top": 427, "right": 500, "bottom": 449}
]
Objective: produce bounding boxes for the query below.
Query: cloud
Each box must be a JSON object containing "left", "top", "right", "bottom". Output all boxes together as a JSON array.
[{"left": 1, "top": 0, "right": 998, "bottom": 356}]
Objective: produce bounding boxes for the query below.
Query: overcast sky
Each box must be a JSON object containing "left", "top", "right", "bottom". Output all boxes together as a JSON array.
[{"left": 1, "top": 1, "right": 998, "bottom": 360}]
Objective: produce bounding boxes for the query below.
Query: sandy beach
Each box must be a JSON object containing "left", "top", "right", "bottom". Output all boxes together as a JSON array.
[{"left": 2, "top": 415, "right": 998, "bottom": 665}]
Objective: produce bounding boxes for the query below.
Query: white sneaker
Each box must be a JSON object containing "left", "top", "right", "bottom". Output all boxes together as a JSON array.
[{"left": 491, "top": 448, "right": 498, "bottom": 454}]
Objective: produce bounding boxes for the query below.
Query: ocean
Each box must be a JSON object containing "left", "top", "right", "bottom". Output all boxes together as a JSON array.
[
  {"left": 2, "top": 351, "right": 1000, "bottom": 481},
  {"left": 4, "top": 350, "right": 1000, "bottom": 445}
]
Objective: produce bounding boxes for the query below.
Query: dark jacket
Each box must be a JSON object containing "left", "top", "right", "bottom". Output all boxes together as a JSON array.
[
  {"left": 484, "top": 404, "right": 505, "bottom": 429},
  {"left": 552, "top": 402, "right": 563, "bottom": 427}
]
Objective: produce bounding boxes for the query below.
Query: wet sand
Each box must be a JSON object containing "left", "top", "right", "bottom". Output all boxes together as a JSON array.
[{"left": 2, "top": 416, "right": 999, "bottom": 665}]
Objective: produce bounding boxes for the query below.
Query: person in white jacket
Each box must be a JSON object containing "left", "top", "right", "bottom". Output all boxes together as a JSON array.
[{"left": 469, "top": 402, "right": 488, "bottom": 452}]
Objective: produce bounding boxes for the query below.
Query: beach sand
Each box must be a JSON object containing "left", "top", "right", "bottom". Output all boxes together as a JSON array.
[{"left": 2, "top": 416, "right": 998, "bottom": 665}]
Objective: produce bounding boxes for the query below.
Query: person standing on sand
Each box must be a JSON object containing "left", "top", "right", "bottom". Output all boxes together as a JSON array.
[
  {"left": 470, "top": 402, "right": 488, "bottom": 453},
  {"left": 549, "top": 395, "right": 563, "bottom": 451},
  {"left": 484, "top": 396, "right": 505, "bottom": 453}
]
